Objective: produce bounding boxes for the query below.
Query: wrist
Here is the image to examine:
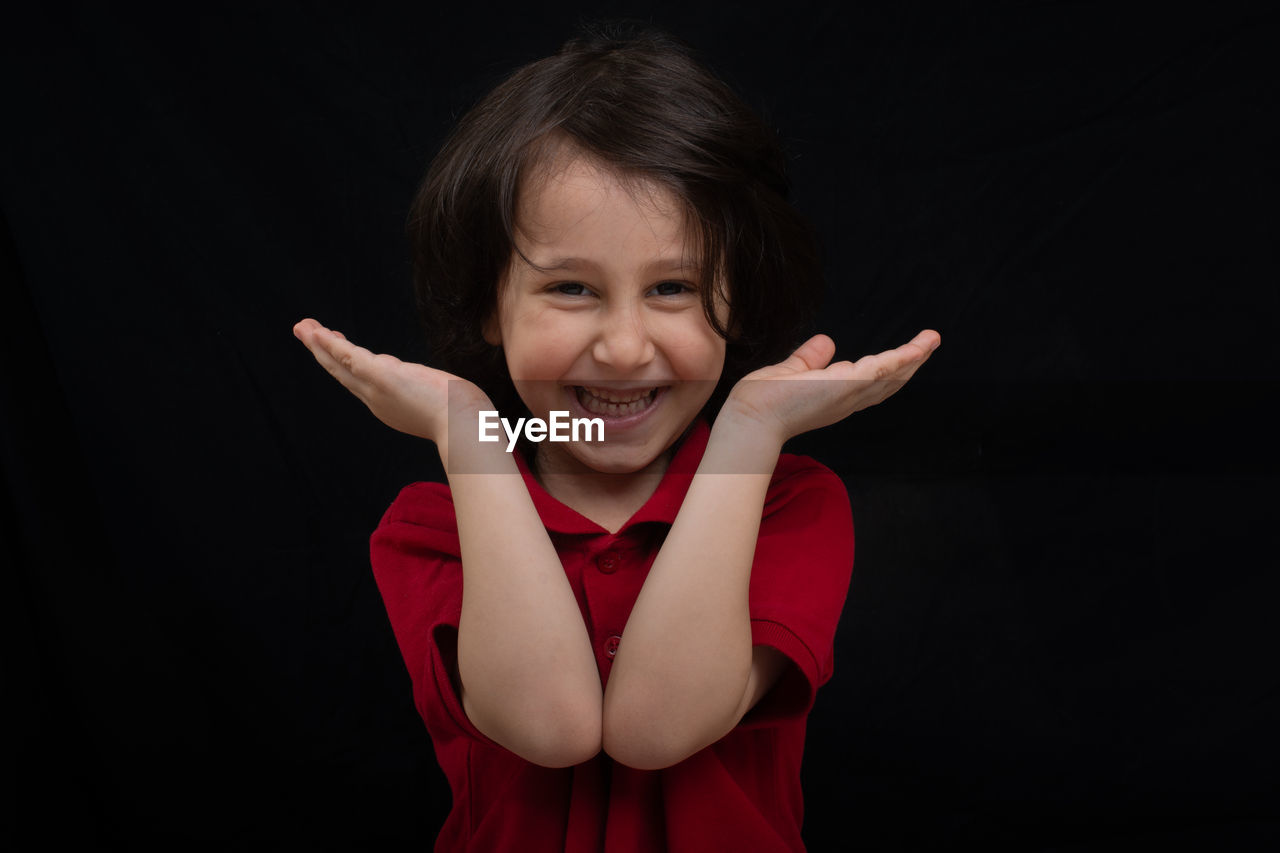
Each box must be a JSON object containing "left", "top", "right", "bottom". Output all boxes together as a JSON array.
[
  {"left": 714, "top": 395, "right": 789, "bottom": 452},
  {"left": 442, "top": 399, "right": 527, "bottom": 478},
  {"left": 705, "top": 406, "right": 785, "bottom": 476}
]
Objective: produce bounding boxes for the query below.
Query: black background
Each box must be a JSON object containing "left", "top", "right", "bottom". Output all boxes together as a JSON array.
[{"left": 5, "top": 3, "right": 1276, "bottom": 850}]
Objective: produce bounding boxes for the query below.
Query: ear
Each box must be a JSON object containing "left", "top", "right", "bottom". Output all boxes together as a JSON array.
[{"left": 482, "top": 312, "right": 502, "bottom": 346}]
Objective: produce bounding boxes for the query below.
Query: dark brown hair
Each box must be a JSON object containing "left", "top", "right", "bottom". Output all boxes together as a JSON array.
[{"left": 408, "top": 20, "right": 823, "bottom": 419}]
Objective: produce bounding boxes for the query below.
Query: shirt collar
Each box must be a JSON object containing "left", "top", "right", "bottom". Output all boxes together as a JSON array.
[{"left": 512, "top": 419, "right": 710, "bottom": 535}]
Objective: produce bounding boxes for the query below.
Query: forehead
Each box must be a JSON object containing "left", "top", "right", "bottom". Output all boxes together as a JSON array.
[{"left": 513, "top": 147, "right": 694, "bottom": 263}]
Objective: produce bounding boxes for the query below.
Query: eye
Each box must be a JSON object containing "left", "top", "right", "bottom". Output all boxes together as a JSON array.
[
  {"left": 651, "top": 281, "right": 692, "bottom": 297},
  {"left": 553, "top": 282, "right": 589, "bottom": 296}
]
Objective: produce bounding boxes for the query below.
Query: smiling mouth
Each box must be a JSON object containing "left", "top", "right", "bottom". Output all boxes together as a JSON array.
[{"left": 573, "top": 385, "right": 664, "bottom": 417}]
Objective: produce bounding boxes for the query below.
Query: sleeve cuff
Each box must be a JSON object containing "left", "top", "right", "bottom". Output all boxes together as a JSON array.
[
  {"left": 423, "top": 624, "right": 500, "bottom": 748},
  {"left": 739, "top": 618, "right": 826, "bottom": 728}
]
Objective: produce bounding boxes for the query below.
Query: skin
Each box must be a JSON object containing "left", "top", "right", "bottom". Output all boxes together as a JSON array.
[
  {"left": 294, "top": 149, "right": 941, "bottom": 769},
  {"left": 483, "top": 153, "right": 730, "bottom": 530}
]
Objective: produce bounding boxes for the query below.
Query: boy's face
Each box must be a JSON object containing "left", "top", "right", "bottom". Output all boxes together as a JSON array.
[{"left": 485, "top": 149, "right": 727, "bottom": 476}]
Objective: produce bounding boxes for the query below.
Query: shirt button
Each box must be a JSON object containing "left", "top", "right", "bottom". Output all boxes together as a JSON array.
[
  {"left": 596, "top": 551, "right": 620, "bottom": 574},
  {"left": 605, "top": 635, "right": 621, "bottom": 657}
]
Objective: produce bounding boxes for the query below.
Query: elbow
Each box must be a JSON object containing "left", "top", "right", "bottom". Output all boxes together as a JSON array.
[
  {"left": 602, "top": 727, "right": 703, "bottom": 771},
  {"left": 512, "top": 698, "right": 603, "bottom": 769},
  {"left": 460, "top": 658, "right": 603, "bottom": 768},
  {"left": 601, "top": 703, "right": 719, "bottom": 771},
  {"left": 601, "top": 665, "right": 755, "bottom": 770},
  {"left": 602, "top": 735, "right": 684, "bottom": 772},
  {"left": 532, "top": 724, "right": 603, "bottom": 769}
]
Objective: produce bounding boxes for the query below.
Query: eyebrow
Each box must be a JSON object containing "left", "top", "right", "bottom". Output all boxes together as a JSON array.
[{"left": 523, "top": 256, "right": 701, "bottom": 274}]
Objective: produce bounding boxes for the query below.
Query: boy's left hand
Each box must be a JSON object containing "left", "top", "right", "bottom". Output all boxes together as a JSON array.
[{"left": 721, "top": 330, "right": 941, "bottom": 445}]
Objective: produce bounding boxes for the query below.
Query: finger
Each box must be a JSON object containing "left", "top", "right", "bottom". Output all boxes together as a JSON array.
[
  {"left": 866, "top": 329, "right": 941, "bottom": 376},
  {"left": 868, "top": 330, "right": 938, "bottom": 366},
  {"left": 315, "top": 330, "right": 380, "bottom": 377},
  {"left": 779, "top": 334, "right": 836, "bottom": 373},
  {"left": 834, "top": 344, "right": 927, "bottom": 387},
  {"left": 303, "top": 328, "right": 389, "bottom": 398},
  {"left": 302, "top": 332, "right": 367, "bottom": 396},
  {"left": 893, "top": 330, "right": 941, "bottom": 380},
  {"left": 294, "top": 317, "right": 324, "bottom": 342},
  {"left": 293, "top": 318, "right": 348, "bottom": 350},
  {"left": 901, "top": 329, "right": 941, "bottom": 360},
  {"left": 837, "top": 339, "right": 937, "bottom": 409},
  {"left": 295, "top": 318, "right": 359, "bottom": 346}
]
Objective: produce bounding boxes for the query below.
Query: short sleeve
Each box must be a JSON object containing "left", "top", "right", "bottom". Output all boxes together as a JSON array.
[
  {"left": 744, "top": 457, "right": 855, "bottom": 724},
  {"left": 368, "top": 482, "right": 492, "bottom": 745}
]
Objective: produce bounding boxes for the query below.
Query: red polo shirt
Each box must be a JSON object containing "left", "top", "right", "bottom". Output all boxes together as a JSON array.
[{"left": 370, "top": 419, "right": 854, "bottom": 852}]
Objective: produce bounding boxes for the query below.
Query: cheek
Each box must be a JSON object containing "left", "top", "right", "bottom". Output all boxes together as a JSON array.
[
  {"left": 503, "top": 316, "right": 586, "bottom": 379},
  {"left": 652, "top": 316, "right": 726, "bottom": 379}
]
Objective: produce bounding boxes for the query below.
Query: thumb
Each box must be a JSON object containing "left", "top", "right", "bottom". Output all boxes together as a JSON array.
[{"left": 780, "top": 334, "right": 836, "bottom": 373}]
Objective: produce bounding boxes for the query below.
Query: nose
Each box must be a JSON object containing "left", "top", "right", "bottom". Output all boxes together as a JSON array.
[{"left": 591, "top": 302, "right": 656, "bottom": 372}]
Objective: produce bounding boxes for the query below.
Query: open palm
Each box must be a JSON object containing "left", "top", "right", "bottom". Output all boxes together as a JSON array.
[
  {"left": 724, "top": 329, "right": 941, "bottom": 444},
  {"left": 293, "top": 318, "right": 492, "bottom": 445}
]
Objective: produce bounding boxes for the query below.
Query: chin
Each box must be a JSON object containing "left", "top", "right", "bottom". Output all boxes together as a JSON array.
[{"left": 568, "top": 446, "right": 661, "bottom": 476}]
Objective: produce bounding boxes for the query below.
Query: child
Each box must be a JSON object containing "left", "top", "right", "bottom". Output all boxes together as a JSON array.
[{"left": 295, "top": 22, "right": 938, "bottom": 853}]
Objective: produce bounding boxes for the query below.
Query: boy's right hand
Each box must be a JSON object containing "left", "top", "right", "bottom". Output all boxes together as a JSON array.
[{"left": 293, "top": 318, "right": 493, "bottom": 447}]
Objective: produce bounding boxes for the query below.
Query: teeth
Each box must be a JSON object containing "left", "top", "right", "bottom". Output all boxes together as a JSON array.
[
  {"left": 576, "top": 386, "right": 659, "bottom": 417},
  {"left": 580, "top": 386, "right": 653, "bottom": 404}
]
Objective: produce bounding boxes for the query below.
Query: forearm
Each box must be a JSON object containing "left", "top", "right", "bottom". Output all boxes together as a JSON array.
[
  {"left": 443, "top": 414, "right": 603, "bottom": 768},
  {"left": 602, "top": 412, "right": 783, "bottom": 769}
]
